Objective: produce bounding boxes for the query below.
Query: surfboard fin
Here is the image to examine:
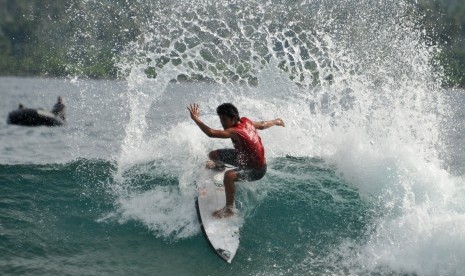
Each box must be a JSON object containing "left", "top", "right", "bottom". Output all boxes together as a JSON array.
[{"left": 217, "top": 248, "right": 231, "bottom": 262}]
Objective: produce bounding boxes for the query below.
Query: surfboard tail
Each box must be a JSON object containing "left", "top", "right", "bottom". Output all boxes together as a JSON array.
[{"left": 195, "top": 197, "right": 236, "bottom": 263}]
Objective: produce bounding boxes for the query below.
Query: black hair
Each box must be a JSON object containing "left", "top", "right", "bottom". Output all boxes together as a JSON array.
[{"left": 216, "top": 103, "right": 240, "bottom": 120}]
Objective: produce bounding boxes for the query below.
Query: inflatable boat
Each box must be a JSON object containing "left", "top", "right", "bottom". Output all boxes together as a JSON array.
[{"left": 7, "top": 108, "right": 65, "bottom": 127}]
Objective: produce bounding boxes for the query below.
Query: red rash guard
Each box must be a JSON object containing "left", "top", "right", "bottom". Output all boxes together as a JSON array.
[{"left": 231, "top": 117, "right": 266, "bottom": 169}]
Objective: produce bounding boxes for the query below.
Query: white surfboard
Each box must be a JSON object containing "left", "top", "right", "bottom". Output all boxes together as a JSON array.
[{"left": 195, "top": 170, "right": 240, "bottom": 263}]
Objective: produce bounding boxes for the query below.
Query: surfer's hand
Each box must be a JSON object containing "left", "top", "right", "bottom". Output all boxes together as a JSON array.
[
  {"left": 275, "top": 118, "right": 285, "bottom": 127},
  {"left": 187, "top": 103, "right": 200, "bottom": 121}
]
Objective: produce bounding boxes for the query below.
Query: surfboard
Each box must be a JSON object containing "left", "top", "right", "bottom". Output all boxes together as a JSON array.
[{"left": 195, "top": 170, "right": 240, "bottom": 263}]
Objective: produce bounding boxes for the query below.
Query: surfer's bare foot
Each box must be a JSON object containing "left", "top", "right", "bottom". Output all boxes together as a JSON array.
[
  {"left": 205, "top": 160, "right": 225, "bottom": 171},
  {"left": 212, "top": 206, "right": 234, "bottom": 218}
]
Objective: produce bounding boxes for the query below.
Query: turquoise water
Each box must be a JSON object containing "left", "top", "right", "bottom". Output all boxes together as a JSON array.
[
  {"left": 2, "top": 0, "right": 465, "bottom": 274},
  {"left": 0, "top": 157, "right": 369, "bottom": 275}
]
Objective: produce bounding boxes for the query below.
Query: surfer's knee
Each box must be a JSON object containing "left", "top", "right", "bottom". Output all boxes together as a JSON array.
[
  {"left": 224, "top": 170, "right": 237, "bottom": 182},
  {"left": 208, "top": 150, "right": 219, "bottom": 161}
]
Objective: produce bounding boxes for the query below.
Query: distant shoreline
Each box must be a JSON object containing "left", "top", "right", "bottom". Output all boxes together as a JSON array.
[{"left": 1, "top": 74, "right": 463, "bottom": 90}]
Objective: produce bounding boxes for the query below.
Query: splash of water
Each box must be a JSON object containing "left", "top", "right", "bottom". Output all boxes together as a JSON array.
[{"left": 108, "top": 0, "right": 445, "bottom": 162}]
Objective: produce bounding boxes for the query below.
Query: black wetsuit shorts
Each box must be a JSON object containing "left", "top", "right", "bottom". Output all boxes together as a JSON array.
[{"left": 216, "top": 148, "right": 267, "bottom": 182}]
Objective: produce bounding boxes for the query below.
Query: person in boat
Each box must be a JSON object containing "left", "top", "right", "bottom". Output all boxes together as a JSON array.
[
  {"left": 187, "top": 103, "right": 285, "bottom": 218},
  {"left": 52, "top": 96, "right": 66, "bottom": 121}
]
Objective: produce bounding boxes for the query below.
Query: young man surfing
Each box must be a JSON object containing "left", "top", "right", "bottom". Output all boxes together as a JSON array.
[{"left": 187, "top": 103, "right": 285, "bottom": 218}]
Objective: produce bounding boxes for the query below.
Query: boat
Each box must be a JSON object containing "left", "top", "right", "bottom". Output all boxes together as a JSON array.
[{"left": 7, "top": 108, "right": 65, "bottom": 127}]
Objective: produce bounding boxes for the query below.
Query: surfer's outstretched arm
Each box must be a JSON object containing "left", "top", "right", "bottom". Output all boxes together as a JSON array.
[
  {"left": 188, "top": 103, "right": 232, "bottom": 138},
  {"left": 252, "top": 118, "right": 285, "bottom": 130}
]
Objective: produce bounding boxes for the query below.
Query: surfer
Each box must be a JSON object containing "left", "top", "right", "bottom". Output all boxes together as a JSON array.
[{"left": 188, "top": 103, "right": 285, "bottom": 218}]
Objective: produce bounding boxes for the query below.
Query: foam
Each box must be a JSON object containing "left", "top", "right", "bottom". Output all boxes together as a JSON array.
[{"left": 102, "top": 187, "right": 198, "bottom": 240}]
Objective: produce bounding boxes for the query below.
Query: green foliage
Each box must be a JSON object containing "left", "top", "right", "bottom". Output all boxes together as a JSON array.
[
  {"left": 0, "top": 1, "right": 66, "bottom": 76},
  {"left": 0, "top": 0, "right": 128, "bottom": 79},
  {"left": 439, "top": 48, "right": 465, "bottom": 87},
  {"left": 417, "top": 0, "right": 465, "bottom": 87}
]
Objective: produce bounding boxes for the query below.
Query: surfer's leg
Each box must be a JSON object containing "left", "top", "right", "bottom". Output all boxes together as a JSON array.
[
  {"left": 224, "top": 169, "right": 237, "bottom": 208},
  {"left": 206, "top": 150, "right": 225, "bottom": 170},
  {"left": 212, "top": 170, "right": 237, "bottom": 218},
  {"left": 207, "top": 149, "right": 237, "bottom": 170},
  {"left": 205, "top": 150, "right": 223, "bottom": 170}
]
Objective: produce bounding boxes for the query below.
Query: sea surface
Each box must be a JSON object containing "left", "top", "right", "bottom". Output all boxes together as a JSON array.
[{"left": 2, "top": 1, "right": 465, "bottom": 275}]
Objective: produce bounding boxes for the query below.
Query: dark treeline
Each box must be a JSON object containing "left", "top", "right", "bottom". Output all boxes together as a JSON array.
[
  {"left": 418, "top": 0, "right": 465, "bottom": 87},
  {"left": 0, "top": 0, "right": 464, "bottom": 86},
  {"left": 0, "top": 1, "right": 79, "bottom": 77},
  {"left": 0, "top": 0, "right": 140, "bottom": 79}
]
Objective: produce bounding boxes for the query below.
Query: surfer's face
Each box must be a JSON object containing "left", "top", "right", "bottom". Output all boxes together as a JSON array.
[{"left": 219, "top": 115, "right": 236, "bottom": 129}]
